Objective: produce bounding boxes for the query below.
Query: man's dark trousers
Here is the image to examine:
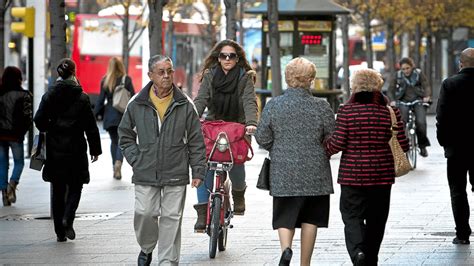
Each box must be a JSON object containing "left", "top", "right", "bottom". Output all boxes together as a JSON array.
[{"left": 447, "top": 152, "right": 474, "bottom": 240}]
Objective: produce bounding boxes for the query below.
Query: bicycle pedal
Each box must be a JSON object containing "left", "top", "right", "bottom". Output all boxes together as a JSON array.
[{"left": 194, "top": 229, "right": 206, "bottom": 233}]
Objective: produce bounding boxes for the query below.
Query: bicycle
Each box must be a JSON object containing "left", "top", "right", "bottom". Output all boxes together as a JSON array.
[
  {"left": 397, "top": 99, "right": 430, "bottom": 169},
  {"left": 203, "top": 131, "right": 234, "bottom": 259}
]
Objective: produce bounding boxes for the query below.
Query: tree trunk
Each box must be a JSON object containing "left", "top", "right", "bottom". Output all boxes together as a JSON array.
[
  {"left": 413, "top": 23, "right": 421, "bottom": 67},
  {"left": 386, "top": 19, "right": 396, "bottom": 94},
  {"left": 122, "top": 3, "right": 130, "bottom": 74},
  {"left": 425, "top": 23, "right": 433, "bottom": 91},
  {"left": 0, "top": 0, "right": 6, "bottom": 74},
  {"left": 268, "top": 0, "right": 282, "bottom": 96},
  {"left": 434, "top": 31, "right": 442, "bottom": 84},
  {"left": 363, "top": 10, "right": 373, "bottom": 68},
  {"left": 205, "top": 0, "right": 219, "bottom": 47},
  {"left": 167, "top": 12, "right": 174, "bottom": 56},
  {"left": 50, "top": 0, "right": 67, "bottom": 81},
  {"left": 224, "top": 0, "right": 237, "bottom": 40},
  {"left": 148, "top": 0, "right": 167, "bottom": 56},
  {"left": 341, "top": 15, "right": 350, "bottom": 101},
  {"left": 239, "top": 0, "right": 244, "bottom": 45},
  {"left": 447, "top": 27, "right": 455, "bottom": 77}
]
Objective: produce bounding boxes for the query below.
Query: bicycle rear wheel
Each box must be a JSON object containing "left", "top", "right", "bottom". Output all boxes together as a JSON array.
[
  {"left": 407, "top": 132, "right": 417, "bottom": 169},
  {"left": 209, "top": 197, "right": 221, "bottom": 258}
]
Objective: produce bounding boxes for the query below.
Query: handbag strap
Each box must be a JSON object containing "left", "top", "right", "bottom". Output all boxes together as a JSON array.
[
  {"left": 120, "top": 75, "right": 126, "bottom": 85},
  {"left": 387, "top": 106, "right": 397, "bottom": 135}
]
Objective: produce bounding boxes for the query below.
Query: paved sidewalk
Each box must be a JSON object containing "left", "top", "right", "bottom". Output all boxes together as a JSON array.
[{"left": 1, "top": 115, "right": 474, "bottom": 265}]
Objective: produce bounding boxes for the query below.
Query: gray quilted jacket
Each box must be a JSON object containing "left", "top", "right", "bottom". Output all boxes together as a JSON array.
[{"left": 255, "top": 88, "right": 335, "bottom": 197}]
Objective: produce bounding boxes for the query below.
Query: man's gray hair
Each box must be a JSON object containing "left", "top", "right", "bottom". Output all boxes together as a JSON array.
[{"left": 148, "top": 55, "right": 173, "bottom": 71}]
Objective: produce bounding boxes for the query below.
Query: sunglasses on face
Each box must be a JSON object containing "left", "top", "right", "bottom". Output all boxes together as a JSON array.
[{"left": 218, "top": 53, "right": 238, "bottom": 61}]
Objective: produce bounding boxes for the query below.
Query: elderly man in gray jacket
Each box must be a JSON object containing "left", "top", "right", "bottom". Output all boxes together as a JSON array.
[{"left": 119, "top": 55, "right": 206, "bottom": 266}]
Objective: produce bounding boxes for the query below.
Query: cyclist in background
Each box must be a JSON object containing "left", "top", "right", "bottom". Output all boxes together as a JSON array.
[{"left": 388, "top": 57, "right": 431, "bottom": 157}]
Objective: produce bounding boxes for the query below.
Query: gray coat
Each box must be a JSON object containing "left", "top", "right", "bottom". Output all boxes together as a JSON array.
[
  {"left": 194, "top": 67, "right": 258, "bottom": 126},
  {"left": 255, "top": 88, "right": 335, "bottom": 197},
  {"left": 118, "top": 82, "right": 206, "bottom": 186}
]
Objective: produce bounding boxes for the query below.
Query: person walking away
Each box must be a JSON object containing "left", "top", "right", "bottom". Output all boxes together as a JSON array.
[
  {"left": 255, "top": 57, "right": 335, "bottom": 266},
  {"left": 192, "top": 39, "right": 258, "bottom": 230},
  {"left": 436, "top": 47, "right": 474, "bottom": 245},
  {"left": 118, "top": 55, "right": 206, "bottom": 265},
  {"left": 325, "top": 69, "right": 409, "bottom": 265},
  {"left": 388, "top": 57, "right": 431, "bottom": 157},
  {"left": 34, "top": 58, "right": 102, "bottom": 242},
  {"left": 0, "top": 66, "right": 32, "bottom": 206},
  {"left": 94, "top": 57, "right": 135, "bottom": 180}
]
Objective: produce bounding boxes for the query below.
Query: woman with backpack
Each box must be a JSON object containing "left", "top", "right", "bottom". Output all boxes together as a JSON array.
[{"left": 94, "top": 57, "right": 135, "bottom": 179}]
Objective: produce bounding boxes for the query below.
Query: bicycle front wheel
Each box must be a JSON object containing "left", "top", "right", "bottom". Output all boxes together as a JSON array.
[
  {"left": 209, "top": 197, "right": 221, "bottom": 258},
  {"left": 407, "top": 132, "right": 417, "bottom": 169}
]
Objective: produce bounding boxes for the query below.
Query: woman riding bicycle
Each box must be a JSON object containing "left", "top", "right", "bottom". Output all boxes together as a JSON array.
[
  {"left": 388, "top": 57, "right": 431, "bottom": 157},
  {"left": 193, "top": 39, "right": 257, "bottom": 231}
]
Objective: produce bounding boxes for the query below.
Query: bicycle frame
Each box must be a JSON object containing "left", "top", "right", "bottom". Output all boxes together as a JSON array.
[
  {"left": 398, "top": 100, "right": 422, "bottom": 169},
  {"left": 204, "top": 132, "right": 234, "bottom": 259}
]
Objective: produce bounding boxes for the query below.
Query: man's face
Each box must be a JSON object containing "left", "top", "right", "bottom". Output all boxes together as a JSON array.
[
  {"left": 148, "top": 60, "right": 174, "bottom": 90},
  {"left": 401, "top": 63, "right": 413, "bottom": 77}
]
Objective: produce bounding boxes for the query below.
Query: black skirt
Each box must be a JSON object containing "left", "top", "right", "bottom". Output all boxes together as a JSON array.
[{"left": 272, "top": 195, "right": 330, "bottom": 229}]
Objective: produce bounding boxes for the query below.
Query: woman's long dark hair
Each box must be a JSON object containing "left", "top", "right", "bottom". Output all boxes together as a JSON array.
[
  {"left": 0, "top": 66, "right": 23, "bottom": 92},
  {"left": 199, "top": 39, "right": 252, "bottom": 81}
]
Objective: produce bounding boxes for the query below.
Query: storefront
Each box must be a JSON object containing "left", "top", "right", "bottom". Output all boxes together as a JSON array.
[{"left": 246, "top": 0, "right": 350, "bottom": 111}]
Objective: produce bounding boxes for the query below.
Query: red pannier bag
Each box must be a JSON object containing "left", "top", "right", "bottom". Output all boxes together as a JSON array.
[{"left": 201, "top": 120, "right": 254, "bottom": 164}]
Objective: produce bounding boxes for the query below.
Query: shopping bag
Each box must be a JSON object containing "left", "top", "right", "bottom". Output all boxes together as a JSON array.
[{"left": 30, "top": 132, "right": 46, "bottom": 171}]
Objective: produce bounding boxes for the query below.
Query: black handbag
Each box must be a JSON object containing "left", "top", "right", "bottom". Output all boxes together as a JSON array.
[
  {"left": 30, "top": 132, "right": 47, "bottom": 171},
  {"left": 256, "top": 157, "right": 270, "bottom": 190}
]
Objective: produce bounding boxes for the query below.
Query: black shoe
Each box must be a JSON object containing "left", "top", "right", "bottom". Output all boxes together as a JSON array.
[
  {"left": 420, "top": 147, "right": 428, "bottom": 157},
  {"left": 137, "top": 251, "right": 152, "bottom": 266},
  {"left": 56, "top": 235, "right": 67, "bottom": 242},
  {"left": 278, "top": 247, "right": 292, "bottom": 266},
  {"left": 354, "top": 251, "right": 366, "bottom": 266},
  {"left": 453, "top": 237, "right": 470, "bottom": 244},
  {"left": 65, "top": 226, "right": 76, "bottom": 240}
]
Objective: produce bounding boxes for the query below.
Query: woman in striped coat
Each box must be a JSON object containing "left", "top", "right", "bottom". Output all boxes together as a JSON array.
[{"left": 325, "top": 69, "right": 408, "bottom": 266}]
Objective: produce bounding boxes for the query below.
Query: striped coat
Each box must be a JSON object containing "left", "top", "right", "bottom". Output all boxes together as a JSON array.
[{"left": 325, "top": 101, "right": 409, "bottom": 186}]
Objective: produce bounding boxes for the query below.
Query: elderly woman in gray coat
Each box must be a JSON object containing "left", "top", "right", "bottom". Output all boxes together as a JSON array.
[{"left": 255, "top": 57, "right": 335, "bottom": 266}]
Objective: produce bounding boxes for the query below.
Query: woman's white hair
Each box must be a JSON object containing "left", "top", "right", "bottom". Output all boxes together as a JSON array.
[{"left": 285, "top": 57, "right": 317, "bottom": 89}]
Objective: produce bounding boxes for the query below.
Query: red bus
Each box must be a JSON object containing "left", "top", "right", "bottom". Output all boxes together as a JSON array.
[{"left": 72, "top": 14, "right": 208, "bottom": 104}]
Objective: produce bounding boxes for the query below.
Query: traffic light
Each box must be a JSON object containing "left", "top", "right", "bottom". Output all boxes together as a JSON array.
[{"left": 11, "top": 7, "right": 35, "bottom": 38}]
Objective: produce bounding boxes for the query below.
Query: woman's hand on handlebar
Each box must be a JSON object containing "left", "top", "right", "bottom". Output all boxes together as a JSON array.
[
  {"left": 246, "top": 125, "right": 257, "bottom": 135},
  {"left": 390, "top": 101, "right": 397, "bottom": 107},
  {"left": 192, "top": 178, "right": 202, "bottom": 188}
]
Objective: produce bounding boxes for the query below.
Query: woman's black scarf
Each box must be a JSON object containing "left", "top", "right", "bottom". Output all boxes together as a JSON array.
[{"left": 211, "top": 66, "right": 240, "bottom": 121}]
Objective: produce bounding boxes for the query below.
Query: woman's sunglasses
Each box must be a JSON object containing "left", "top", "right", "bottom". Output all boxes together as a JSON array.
[{"left": 218, "top": 53, "right": 238, "bottom": 61}]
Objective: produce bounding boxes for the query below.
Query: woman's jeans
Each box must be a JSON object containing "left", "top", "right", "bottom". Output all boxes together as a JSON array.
[
  {"left": 107, "top": 127, "right": 123, "bottom": 165},
  {"left": 197, "top": 164, "right": 246, "bottom": 203},
  {"left": 0, "top": 141, "right": 25, "bottom": 190}
]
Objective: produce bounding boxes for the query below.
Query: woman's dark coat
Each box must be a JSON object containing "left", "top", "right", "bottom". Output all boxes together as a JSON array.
[
  {"left": 94, "top": 76, "right": 135, "bottom": 130},
  {"left": 34, "top": 79, "right": 102, "bottom": 184},
  {"left": 0, "top": 87, "right": 32, "bottom": 141}
]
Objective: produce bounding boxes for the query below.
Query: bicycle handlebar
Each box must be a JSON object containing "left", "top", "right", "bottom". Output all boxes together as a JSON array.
[{"left": 397, "top": 100, "right": 431, "bottom": 107}]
